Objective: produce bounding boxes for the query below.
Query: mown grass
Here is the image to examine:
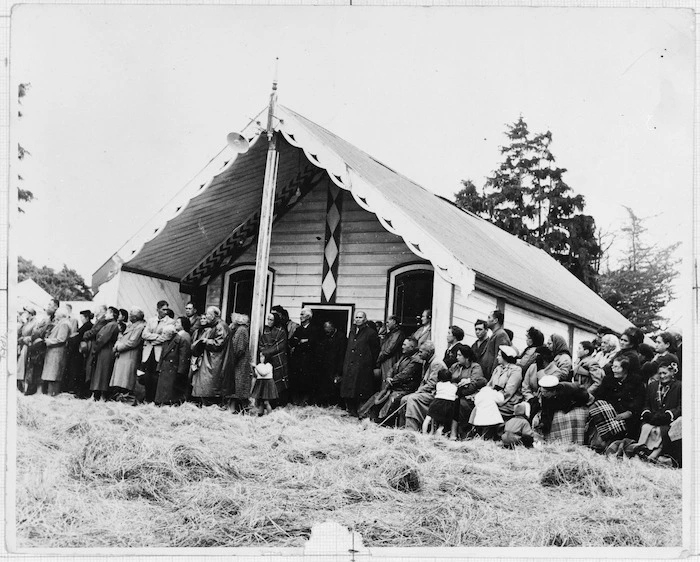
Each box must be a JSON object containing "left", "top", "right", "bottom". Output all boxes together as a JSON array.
[{"left": 15, "top": 394, "right": 682, "bottom": 548}]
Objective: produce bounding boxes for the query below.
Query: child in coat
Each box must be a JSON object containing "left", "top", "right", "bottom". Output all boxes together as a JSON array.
[
  {"left": 250, "top": 351, "right": 278, "bottom": 416},
  {"left": 422, "top": 368, "right": 459, "bottom": 439},
  {"left": 501, "top": 402, "right": 536, "bottom": 448}
]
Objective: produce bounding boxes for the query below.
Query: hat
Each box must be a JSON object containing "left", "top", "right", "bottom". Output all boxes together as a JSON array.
[
  {"left": 538, "top": 375, "right": 559, "bottom": 388},
  {"left": 80, "top": 309, "right": 94, "bottom": 319},
  {"left": 22, "top": 305, "right": 36, "bottom": 315},
  {"left": 498, "top": 345, "right": 518, "bottom": 359}
]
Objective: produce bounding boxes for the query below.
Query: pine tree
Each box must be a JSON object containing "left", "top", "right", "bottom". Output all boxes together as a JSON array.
[
  {"left": 455, "top": 116, "right": 601, "bottom": 291},
  {"left": 598, "top": 207, "right": 679, "bottom": 331}
]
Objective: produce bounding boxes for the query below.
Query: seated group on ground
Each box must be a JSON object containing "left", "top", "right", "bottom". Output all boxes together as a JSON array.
[{"left": 17, "top": 299, "right": 682, "bottom": 467}]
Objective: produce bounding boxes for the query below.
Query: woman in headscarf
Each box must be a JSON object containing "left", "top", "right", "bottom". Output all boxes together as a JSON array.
[
  {"left": 221, "top": 313, "right": 252, "bottom": 412},
  {"left": 638, "top": 356, "right": 681, "bottom": 466},
  {"left": 259, "top": 311, "right": 289, "bottom": 405},
  {"left": 517, "top": 327, "right": 544, "bottom": 375},
  {"left": 546, "top": 333, "right": 573, "bottom": 381}
]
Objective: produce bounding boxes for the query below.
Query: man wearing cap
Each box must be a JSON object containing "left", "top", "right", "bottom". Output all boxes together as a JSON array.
[
  {"left": 400, "top": 340, "right": 447, "bottom": 431},
  {"left": 482, "top": 310, "right": 511, "bottom": 380}
]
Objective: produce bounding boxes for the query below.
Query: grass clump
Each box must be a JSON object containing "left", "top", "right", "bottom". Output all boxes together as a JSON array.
[{"left": 540, "top": 459, "right": 620, "bottom": 496}]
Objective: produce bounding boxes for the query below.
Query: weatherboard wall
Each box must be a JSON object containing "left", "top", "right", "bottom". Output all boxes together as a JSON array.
[{"left": 334, "top": 193, "right": 423, "bottom": 322}]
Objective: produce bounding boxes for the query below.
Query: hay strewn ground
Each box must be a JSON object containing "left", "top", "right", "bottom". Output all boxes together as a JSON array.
[{"left": 15, "top": 394, "right": 681, "bottom": 548}]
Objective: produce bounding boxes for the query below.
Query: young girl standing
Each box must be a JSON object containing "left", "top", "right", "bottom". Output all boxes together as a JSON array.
[
  {"left": 422, "top": 368, "right": 459, "bottom": 439},
  {"left": 251, "top": 352, "right": 278, "bottom": 416}
]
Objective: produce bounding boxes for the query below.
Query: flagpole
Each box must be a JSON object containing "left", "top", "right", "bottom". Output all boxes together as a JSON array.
[{"left": 249, "top": 61, "right": 279, "bottom": 360}]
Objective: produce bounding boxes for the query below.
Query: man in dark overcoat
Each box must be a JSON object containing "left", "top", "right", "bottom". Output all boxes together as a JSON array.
[
  {"left": 340, "top": 311, "right": 380, "bottom": 416},
  {"left": 289, "top": 307, "right": 322, "bottom": 405},
  {"left": 481, "top": 310, "right": 511, "bottom": 380},
  {"left": 317, "top": 321, "right": 347, "bottom": 406}
]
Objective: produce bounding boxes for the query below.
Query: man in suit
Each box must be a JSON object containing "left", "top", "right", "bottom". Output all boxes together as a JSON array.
[
  {"left": 400, "top": 341, "right": 447, "bottom": 431},
  {"left": 443, "top": 325, "right": 465, "bottom": 368},
  {"left": 482, "top": 310, "right": 511, "bottom": 380},
  {"left": 471, "top": 319, "right": 490, "bottom": 375}
]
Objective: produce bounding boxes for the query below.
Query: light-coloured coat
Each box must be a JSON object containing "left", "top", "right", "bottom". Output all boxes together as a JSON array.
[
  {"left": 42, "top": 318, "right": 72, "bottom": 382},
  {"left": 110, "top": 319, "right": 146, "bottom": 390}
]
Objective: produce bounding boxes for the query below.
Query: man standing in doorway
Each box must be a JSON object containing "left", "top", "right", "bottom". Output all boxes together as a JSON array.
[{"left": 340, "top": 311, "right": 380, "bottom": 416}]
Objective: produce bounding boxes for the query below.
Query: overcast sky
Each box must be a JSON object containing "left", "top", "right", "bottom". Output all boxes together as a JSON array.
[{"left": 10, "top": 5, "right": 694, "bottom": 328}]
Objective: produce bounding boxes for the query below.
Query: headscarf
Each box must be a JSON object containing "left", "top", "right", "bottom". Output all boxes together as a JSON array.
[{"left": 549, "top": 334, "right": 571, "bottom": 358}]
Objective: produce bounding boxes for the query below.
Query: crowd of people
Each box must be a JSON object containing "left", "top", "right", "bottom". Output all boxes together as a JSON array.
[{"left": 17, "top": 298, "right": 682, "bottom": 467}]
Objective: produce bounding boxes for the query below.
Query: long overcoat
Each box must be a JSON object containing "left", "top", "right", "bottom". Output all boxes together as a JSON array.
[
  {"left": 376, "top": 327, "right": 404, "bottom": 384},
  {"left": 90, "top": 320, "right": 120, "bottom": 392},
  {"left": 191, "top": 319, "right": 229, "bottom": 398},
  {"left": 42, "top": 318, "right": 72, "bottom": 382},
  {"left": 221, "top": 324, "right": 252, "bottom": 400},
  {"left": 83, "top": 317, "right": 107, "bottom": 384},
  {"left": 340, "top": 324, "right": 380, "bottom": 402},
  {"left": 17, "top": 317, "right": 37, "bottom": 382},
  {"left": 259, "top": 325, "right": 289, "bottom": 394},
  {"left": 155, "top": 331, "right": 192, "bottom": 403},
  {"left": 317, "top": 329, "right": 347, "bottom": 403},
  {"left": 289, "top": 322, "right": 322, "bottom": 396},
  {"left": 26, "top": 315, "right": 55, "bottom": 388},
  {"left": 110, "top": 319, "right": 146, "bottom": 390}
]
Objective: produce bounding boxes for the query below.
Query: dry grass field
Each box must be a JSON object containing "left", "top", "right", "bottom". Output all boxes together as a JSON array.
[{"left": 15, "top": 394, "right": 682, "bottom": 548}]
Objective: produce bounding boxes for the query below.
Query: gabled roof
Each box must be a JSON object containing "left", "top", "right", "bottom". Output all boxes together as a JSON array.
[{"left": 95, "top": 105, "right": 632, "bottom": 333}]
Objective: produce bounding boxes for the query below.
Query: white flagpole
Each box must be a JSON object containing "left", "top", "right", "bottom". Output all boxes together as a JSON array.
[{"left": 249, "top": 60, "right": 279, "bottom": 359}]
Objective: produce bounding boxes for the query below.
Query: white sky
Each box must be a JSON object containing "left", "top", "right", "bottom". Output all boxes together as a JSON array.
[{"left": 10, "top": 5, "right": 695, "bottom": 329}]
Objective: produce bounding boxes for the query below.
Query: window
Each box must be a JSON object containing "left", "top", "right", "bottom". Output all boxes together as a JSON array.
[
  {"left": 388, "top": 264, "right": 434, "bottom": 334},
  {"left": 221, "top": 266, "right": 273, "bottom": 323}
]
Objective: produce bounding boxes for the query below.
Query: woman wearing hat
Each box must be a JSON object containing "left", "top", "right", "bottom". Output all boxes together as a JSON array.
[
  {"left": 536, "top": 375, "right": 590, "bottom": 444},
  {"left": 17, "top": 306, "right": 37, "bottom": 392},
  {"left": 484, "top": 345, "right": 523, "bottom": 420}
]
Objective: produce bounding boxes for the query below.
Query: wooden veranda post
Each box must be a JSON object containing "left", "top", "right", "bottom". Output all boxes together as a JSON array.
[{"left": 249, "top": 69, "right": 279, "bottom": 359}]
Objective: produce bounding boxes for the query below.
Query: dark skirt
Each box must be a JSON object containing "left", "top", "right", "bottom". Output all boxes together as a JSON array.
[
  {"left": 251, "top": 378, "right": 279, "bottom": 401},
  {"left": 428, "top": 398, "right": 457, "bottom": 426}
]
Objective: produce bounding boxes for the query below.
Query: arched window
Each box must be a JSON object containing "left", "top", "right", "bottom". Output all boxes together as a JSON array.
[
  {"left": 221, "top": 265, "right": 274, "bottom": 323},
  {"left": 387, "top": 263, "right": 434, "bottom": 334}
]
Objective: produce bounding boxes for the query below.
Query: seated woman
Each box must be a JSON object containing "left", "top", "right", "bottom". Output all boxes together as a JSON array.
[
  {"left": 450, "top": 343, "right": 486, "bottom": 437},
  {"left": 588, "top": 355, "right": 645, "bottom": 452},
  {"left": 647, "top": 331, "right": 681, "bottom": 381},
  {"left": 516, "top": 327, "right": 544, "bottom": 375},
  {"left": 536, "top": 375, "right": 590, "bottom": 444},
  {"left": 638, "top": 357, "right": 681, "bottom": 465},
  {"left": 604, "top": 327, "right": 643, "bottom": 378},
  {"left": 546, "top": 333, "right": 573, "bottom": 381},
  {"left": 571, "top": 340, "right": 603, "bottom": 399},
  {"left": 520, "top": 346, "right": 553, "bottom": 407},
  {"left": 485, "top": 345, "right": 523, "bottom": 421}
]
